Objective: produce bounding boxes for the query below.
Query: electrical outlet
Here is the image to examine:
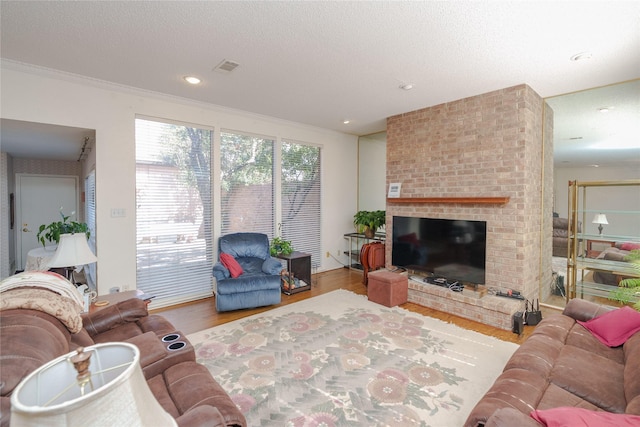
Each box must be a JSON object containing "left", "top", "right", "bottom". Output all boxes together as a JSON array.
[
  {"left": 326, "top": 251, "right": 330, "bottom": 258},
  {"left": 336, "top": 249, "right": 341, "bottom": 257}
]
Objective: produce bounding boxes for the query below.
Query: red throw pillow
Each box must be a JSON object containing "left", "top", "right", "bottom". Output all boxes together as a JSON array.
[
  {"left": 220, "top": 253, "right": 243, "bottom": 278},
  {"left": 577, "top": 306, "right": 640, "bottom": 347},
  {"left": 531, "top": 407, "right": 640, "bottom": 427},
  {"left": 620, "top": 242, "right": 640, "bottom": 251}
]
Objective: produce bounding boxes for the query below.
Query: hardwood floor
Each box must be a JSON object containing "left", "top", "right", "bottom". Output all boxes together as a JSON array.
[{"left": 151, "top": 268, "right": 545, "bottom": 344}]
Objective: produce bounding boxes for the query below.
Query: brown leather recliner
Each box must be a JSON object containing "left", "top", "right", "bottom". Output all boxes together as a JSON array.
[{"left": 0, "top": 295, "right": 246, "bottom": 427}]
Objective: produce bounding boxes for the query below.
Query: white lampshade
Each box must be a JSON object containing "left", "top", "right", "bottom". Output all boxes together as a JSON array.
[
  {"left": 10, "top": 342, "right": 177, "bottom": 427},
  {"left": 592, "top": 214, "right": 609, "bottom": 225},
  {"left": 48, "top": 233, "right": 97, "bottom": 268}
]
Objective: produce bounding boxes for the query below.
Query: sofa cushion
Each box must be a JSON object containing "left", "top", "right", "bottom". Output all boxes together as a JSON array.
[
  {"left": 220, "top": 253, "right": 243, "bottom": 278},
  {"left": 550, "top": 346, "right": 626, "bottom": 413},
  {"left": 530, "top": 407, "right": 640, "bottom": 426},
  {"left": 597, "top": 247, "right": 630, "bottom": 262},
  {"left": 565, "top": 323, "right": 625, "bottom": 364},
  {"left": 536, "top": 383, "right": 601, "bottom": 411},
  {"left": 219, "top": 232, "right": 270, "bottom": 260},
  {"left": 577, "top": 306, "right": 640, "bottom": 347}
]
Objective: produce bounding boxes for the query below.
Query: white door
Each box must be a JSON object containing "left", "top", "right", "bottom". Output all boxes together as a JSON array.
[{"left": 17, "top": 174, "right": 79, "bottom": 270}]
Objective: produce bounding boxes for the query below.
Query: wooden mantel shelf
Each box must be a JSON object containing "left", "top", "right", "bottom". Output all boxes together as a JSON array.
[{"left": 387, "top": 197, "right": 510, "bottom": 205}]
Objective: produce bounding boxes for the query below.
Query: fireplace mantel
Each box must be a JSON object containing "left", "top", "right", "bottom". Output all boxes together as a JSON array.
[{"left": 387, "top": 197, "right": 510, "bottom": 205}]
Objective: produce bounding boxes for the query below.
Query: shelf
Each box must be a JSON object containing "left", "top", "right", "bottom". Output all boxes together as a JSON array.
[
  {"left": 387, "top": 197, "right": 509, "bottom": 205},
  {"left": 575, "top": 257, "right": 640, "bottom": 277},
  {"left": 576, "top": 233, "right": 640, "bottom": 241},
  {"left": 567, "top": 179, "right": 640, "bottom": 302}
]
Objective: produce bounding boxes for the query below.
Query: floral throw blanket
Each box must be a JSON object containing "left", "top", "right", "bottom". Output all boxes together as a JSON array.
[{"left": 0, "top": 271, "right": 83, "bottom": 333}]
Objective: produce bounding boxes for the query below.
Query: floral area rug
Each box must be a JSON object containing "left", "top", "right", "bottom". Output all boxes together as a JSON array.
[{"left": 187, "top": 290, "right": 518, "bottom": 427}]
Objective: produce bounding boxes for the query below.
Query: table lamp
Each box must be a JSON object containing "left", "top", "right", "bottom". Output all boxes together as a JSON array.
[
  {"left": 10, "top": 342, "right": 177, "bottom": 426},
  {"left": 592, "top": 213, "right": 608, "bottom": 236},
  {"left": 48, "top": 233, "right": 97, "bottom": 284}
]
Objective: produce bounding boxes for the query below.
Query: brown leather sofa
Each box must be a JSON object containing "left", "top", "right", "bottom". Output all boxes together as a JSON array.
[
  {"left": 0, "top": 293, "right": 246, "bottom": 427},
  {"left": 552, "top": 217, "right": 581, "bottom": 258},
  {"left": 464, "top": 299, "right": 639, "bottom": 426},
  {"left": 592, "top": 243, "right": 635, "bottom": 286}
]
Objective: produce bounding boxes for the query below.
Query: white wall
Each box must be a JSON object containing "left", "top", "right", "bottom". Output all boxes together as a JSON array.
[
  {"left": 554, "top": 166, "right": 640, "bottom": 239},
  {"left": 357, "top": 132, "right": 386, "bottom": 211},
  {"left": 1, "top": 63, "right": 358, "bottom": 293}
]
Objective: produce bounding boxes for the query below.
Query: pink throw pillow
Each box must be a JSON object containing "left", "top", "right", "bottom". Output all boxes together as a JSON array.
[
  {"left": 577, "top": 306, "right": 640, "bottom": 347},
  {"left": 220, "top": 253, "right": 243, "bottom": 278},
  {"left": 620, "top": 242, "right": 640, "bottom": 251},
  {"left": 531, "top": 407, "right": 640, "bottom": 427}
]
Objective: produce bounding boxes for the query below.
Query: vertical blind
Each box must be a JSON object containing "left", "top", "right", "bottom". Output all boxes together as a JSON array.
[
  {"left": 135, "top": 117, "right": 213, "bottom": 308},
  {"left": 281, "top": 140, "right": 321, "bottom": 268},
  {"left": 84, "top": 170, "right": 97, "bottom": 289},
  {"left": 220, "top": 131, "right": 275, "bottom": 237}
]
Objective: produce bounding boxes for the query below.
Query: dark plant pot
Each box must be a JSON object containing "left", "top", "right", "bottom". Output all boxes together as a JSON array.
[{"left": 363, "top": 227, "right": 376, "bottom": 239}]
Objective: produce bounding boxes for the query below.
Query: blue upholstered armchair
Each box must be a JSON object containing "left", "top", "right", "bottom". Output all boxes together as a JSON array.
[{"left": 212, "top": 232, "right": 283, "bottom": 312}]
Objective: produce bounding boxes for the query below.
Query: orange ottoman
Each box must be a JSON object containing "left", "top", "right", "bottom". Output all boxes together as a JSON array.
[{"left": 367, "top": 270, "right": 408, "bottom": 307}]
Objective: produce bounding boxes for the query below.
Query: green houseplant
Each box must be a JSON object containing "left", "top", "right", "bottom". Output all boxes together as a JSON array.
[
  {"left": 37, "top": 209, "right": 90, "bottom": 248},
  {"left": 353, "top": 210, "right": 386, "bottom": 238},
  {"left": 608, "top": 249, "right": 640, "bottom": 311},
  {"left": 270, "top": 236, "right": 293, "bottom": 256}
]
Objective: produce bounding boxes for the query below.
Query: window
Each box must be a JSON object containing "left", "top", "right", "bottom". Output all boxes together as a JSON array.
[
  {"left": 84, "top": 170, "right": 96, "bottom": 289},
  {"left": 220, "top": 131, "right": 275, "bottom": 236},
  {"left": 281, "top": 140, "right": 321, "bottom": 268},
  {"left": 135, "top": 118, "right": 213, "bottom": 308}
]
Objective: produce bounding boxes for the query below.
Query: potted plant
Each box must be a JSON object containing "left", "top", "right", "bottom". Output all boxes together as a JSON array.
[
  {"left": 270, "top": 236, "right": 294, "bottom": 256},
  {"left": 608, "top": 250, "right": 640, "bottom": 311},
  {"left": 353, "top": 210, "right": 386, "bottom": 238},
  {"left": 37, "top": 208, "right": 90, "bottom": 248}
]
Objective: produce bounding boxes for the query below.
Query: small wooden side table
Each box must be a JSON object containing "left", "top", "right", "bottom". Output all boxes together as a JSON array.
[
  {"left": 90, "top": 290, "right": 146, "bottom": 314},
  {"left": 585, "top": 239, "right": 615, "bottom": 258},
  {"left": 276, "top": 251, "right": 312, "bottom": 295}
]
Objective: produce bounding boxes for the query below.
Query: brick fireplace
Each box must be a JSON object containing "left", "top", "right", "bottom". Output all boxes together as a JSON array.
[{"left": 386, "top": 84, "right": 553, "bottom": 330}]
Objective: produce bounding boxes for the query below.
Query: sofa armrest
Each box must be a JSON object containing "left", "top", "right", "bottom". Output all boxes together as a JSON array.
[
  {"left": 125, "top": 331, "right": 167, "bottom": 369},
  {"left": 263, "top": 257, "right": 284, "bottom": 275},
  {"left": 176, "top": 405, "right": 227, "bottom": 427},
  {"left": 81, "top": 298, "right": 148, "bottom": 337},
  {"left": 562, "top": 298, "right": 615, "bottom": 322},
  {"left": 485, "top": 408, "right": 541, "bottom": 427},
  {"left": 213, "top": 262, "right": 230, "bottom": 281}
]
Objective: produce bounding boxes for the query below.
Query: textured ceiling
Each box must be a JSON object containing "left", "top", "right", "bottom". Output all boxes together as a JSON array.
[{"left": 1, "top": 1, "right": 639, "bottom": 166}]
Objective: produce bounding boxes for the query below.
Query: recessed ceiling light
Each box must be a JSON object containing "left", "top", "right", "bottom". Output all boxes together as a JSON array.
[
  {"left": 598, "top": 106, "right": 614, "bottom": 113},
  {"left": 589, "top": 164, "right": 600, "bottom": 168},
  {"left": 399, "top": 83, "right": 414, "bottom": 91},
  {"left": 343, "top": 120, "right": 351, "bottom": 124},
  {"left": 184, "top": 76, "right": 201, "bottom": 85},
  {"left": 570, "top": 52, "right": 592, "bottom": 61}
]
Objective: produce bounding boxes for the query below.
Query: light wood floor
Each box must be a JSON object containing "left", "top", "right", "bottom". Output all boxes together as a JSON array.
[{"left": 152, "top": 268, "right": 548, "bottom": 344}]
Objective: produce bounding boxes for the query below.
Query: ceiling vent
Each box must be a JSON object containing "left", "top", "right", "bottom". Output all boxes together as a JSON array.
[{"left": 214, "top": 59, "right": 240, "bottom": 73}]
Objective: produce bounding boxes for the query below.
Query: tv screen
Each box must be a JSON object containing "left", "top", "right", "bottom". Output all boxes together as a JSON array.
[{"left": 392, "top": 216, "right": 486, "bottom": 285}]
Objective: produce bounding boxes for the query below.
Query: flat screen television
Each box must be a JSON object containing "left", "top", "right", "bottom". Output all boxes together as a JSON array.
[{"left": 391, "top": 216, "right": 487, "bottom": 285}]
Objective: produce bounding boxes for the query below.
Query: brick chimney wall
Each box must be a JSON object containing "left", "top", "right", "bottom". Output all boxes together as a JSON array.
[{"left": 386, "top": 84, "right": 553, "bottom": 330}]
